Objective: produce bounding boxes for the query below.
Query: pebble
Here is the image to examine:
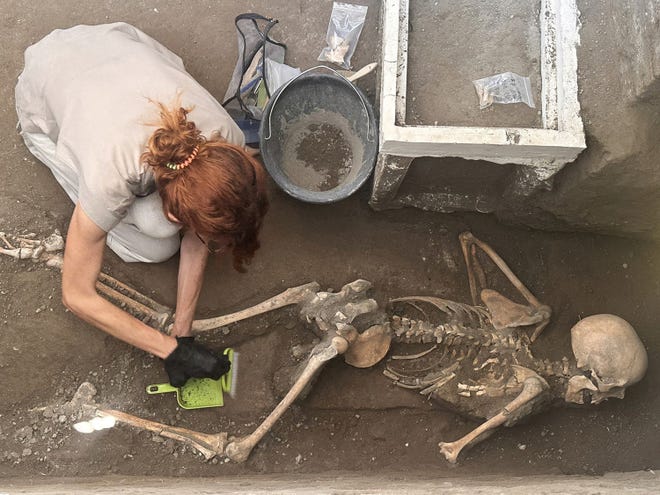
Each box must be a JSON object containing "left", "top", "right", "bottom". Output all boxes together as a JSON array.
[
  {"left": 518, "top": 444, "right": 527, "bottom": 450},
  {"left": 22, "top": 448, "right": 32, "bottom": 457},
  {"left": 291, "top": 345, "right": 308, "bottom": 359}
]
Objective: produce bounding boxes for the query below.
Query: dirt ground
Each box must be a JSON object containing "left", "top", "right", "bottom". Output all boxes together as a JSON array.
[{"left": 1, "top": 0, "right": 659, "bottom": 486}]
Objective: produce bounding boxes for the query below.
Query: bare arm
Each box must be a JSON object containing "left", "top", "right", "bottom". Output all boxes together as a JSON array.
[
  {"left": 169, "top": 229, "right": 209, "bottom": 337},
  {"left": 62, "top": 204, "right": 177, "bottom": 358}
]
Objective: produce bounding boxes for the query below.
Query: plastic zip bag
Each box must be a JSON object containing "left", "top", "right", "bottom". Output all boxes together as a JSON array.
[
  {"left": 472, "top": 72, "right": 536, "bottom": 109},
  {"left": 318, "top": 2, "right": 368, "bottom": 69}
]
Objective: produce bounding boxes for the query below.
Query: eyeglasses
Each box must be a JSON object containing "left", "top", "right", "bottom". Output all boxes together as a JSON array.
[{"left": 195, "top": 232, "right": 226, "bottom": 254}]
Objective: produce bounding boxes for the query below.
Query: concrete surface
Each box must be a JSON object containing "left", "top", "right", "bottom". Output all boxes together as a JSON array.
[
  {"left": 523, "top": 0, "right": 660, "bottom": 238},
  {"left": 3, "top": 471, "right": 660, "bottom": 494},
  {"left": 370, "top": 0, "right": 586, "bottom": 213}
]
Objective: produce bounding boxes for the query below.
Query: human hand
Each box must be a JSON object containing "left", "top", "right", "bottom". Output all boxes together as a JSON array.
[{"left": 163, "top": 337, "right": 231, "bottom": 387}]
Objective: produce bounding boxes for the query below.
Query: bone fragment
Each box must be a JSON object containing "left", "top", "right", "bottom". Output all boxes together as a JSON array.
[
  {"left": 95, "top": 281, "right": 171, "bottom": 329},
  {"left": 439, "top": 376, "right": 546, "bottom": 463},
  {"left": 420, "top": 372, "right": 456, "bottom": 395},
  {"left": 98, "top": 272, "right": 171, "bottom": 316},
  {"left": 391, "top": 345, "right": 437, "bottom": 360},
  {"left": 476, "top": 357, "right": 500, "bottom": 371},
  {"left": 192, "top": 282, "right": 320, "bottom": 332},
  {"left": 97, "top": 409, "right": 227, "bottom": 460},
  {"left": 0, "top": 233, "right": 15, "bottom": 249},
  {"left": 224, "top": 335, "right": 347, "bottom": 463},
  {"left": 0, "top": 246, "right": 40, "bottom": 260}
]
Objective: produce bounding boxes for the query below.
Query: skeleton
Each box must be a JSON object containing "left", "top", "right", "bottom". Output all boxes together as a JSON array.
[
  {"left": 383, "top": 232, "right": 648, "bottom": 463},
  {"left": 2, "top": 230, "right": 648, "bottom": 464},
  {"left": 0, "top": 230, "right": 391, "bottom": 461}
]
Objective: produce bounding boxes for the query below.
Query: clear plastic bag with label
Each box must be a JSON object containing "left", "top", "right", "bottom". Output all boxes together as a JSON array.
[
  {"left": 318, "top": 2, "right": 368, "bottom": 70},
  {"left": 472, "top": 72, "right": 536, "bottom": 109}
]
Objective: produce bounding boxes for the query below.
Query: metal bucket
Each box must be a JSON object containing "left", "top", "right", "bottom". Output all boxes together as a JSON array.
[{"left": 260, "top": 66, "right": 378, "bottom": 203}]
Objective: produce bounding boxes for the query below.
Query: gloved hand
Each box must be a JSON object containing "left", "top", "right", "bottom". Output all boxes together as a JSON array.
[{"left": 163, "top": 336, "right": 231, "bottom": 388}]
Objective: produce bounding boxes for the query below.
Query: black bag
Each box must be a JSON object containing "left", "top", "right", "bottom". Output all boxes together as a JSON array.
[{"left": 222, "top": 14, "right": 286, "bottom": 121}]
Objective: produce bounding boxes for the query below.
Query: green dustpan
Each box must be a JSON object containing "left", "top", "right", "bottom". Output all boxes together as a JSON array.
[{"left": 147, "top": 348, "right": 234, "bottom": 409}]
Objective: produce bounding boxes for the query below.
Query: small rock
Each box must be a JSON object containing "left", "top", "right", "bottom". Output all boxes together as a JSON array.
[
  {"left": 151, "top": 435, "right": 165, "bottom": 443},
  {"left": 22, "top": 448, "right": 32, "bottom": 457},
  {"left": 518, "top": 444, "right": 527, "bottom": 450},
  {"left": 15, "top": 426, "right": 33, "bottom": 443},
  {"left": 291, "top": 345, "right": 309, "bottom": 359},
  {"left": 58, "top": 415, "right": 67, "bottom": 423},
  {"left": 295, "top": 453, "right": 303, "bottom": 464},
  {"left": 221, "top": 327, "right": 230, "bottom": 336}
]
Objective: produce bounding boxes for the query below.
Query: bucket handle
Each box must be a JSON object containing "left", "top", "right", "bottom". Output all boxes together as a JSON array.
[{"left": 263, "top": 65, "right": 374, "bottom": 142}]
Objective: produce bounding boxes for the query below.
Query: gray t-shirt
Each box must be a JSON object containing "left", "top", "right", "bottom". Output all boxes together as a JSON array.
[{"left": 15, "top": 22, "right": 244, "bottom": 232}]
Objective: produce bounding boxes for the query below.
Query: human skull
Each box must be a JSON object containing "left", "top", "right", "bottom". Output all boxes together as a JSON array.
[{"left": 565, "top": 314, "right": 648, "bottom": 404}]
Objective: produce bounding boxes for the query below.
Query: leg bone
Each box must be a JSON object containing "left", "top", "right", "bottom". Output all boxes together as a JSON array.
[
  {"left": 95, "top": 280, "right": 172, "bottom": 329},
  {"left": 224, "top": 335, "right": 348, "bottom": 463},
  {"left": 459, "top": 232, "right": 551, "bottom": 341},
  {"left": 97, "top": 409, "right": 227, "bottom": 460},
  {"left": 438, "top": 375, "right": 546, "bottom": 463}
]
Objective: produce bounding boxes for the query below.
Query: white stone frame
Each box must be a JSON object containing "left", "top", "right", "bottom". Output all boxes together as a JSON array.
[{"left": 370, "top": 0, "right": 586, "bottom": 209}]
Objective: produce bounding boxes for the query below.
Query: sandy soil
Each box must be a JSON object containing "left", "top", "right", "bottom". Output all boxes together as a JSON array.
[
  {"left": 1, "top": 0, "right": 658, "bottom": 485},
  {"left": 1, "top": 185, "right": 658, "bottom": 479}
]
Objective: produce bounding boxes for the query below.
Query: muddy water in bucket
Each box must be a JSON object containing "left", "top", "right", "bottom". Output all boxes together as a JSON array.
[{"left": 279, "top": 109, "right": 365, "bottom": 192}]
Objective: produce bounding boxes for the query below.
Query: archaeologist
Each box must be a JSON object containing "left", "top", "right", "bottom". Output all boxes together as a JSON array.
[{"left": 15, "top": 23, "right": 268, "bottom": 387}]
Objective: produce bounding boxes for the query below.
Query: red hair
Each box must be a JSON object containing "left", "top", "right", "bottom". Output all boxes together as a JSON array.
[{"left": 141, "top": 102, "right": 268, "bottom": 271}]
